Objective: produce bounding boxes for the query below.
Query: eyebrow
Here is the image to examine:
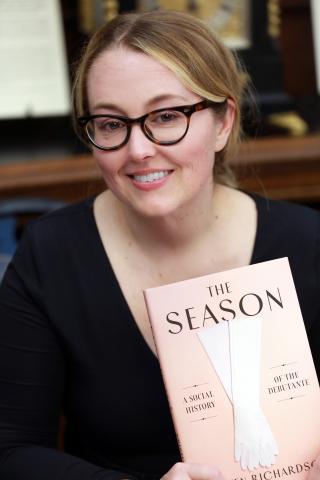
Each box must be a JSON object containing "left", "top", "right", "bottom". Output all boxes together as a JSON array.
[
  {"left": 92, "top": 102, "right": 126, "bottom": 115},
  {"left": 91, "top": 94, "right": 191, "bottom": 114}
]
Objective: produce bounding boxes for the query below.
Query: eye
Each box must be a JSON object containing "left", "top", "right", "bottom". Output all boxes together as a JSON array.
[
  {"left": 95, "top": 118, "right": 126, "bottom": 133},
  {"left": 149, "top": 110, "right": 182, "bottom": 125}
]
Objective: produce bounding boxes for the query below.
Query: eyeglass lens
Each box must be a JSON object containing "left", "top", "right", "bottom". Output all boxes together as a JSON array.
[{"left": 86, "top": 108, "right": 189, "bottom": 149}]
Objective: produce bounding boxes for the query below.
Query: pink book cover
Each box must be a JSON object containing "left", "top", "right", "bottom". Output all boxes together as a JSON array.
[{"left": 144, "top": 258, "right": 320, "bottom": 480}]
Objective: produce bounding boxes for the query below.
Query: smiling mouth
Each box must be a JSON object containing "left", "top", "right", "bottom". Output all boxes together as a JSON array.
[{"left": 130, "top": 170, "right": 171, "bottom": 183}]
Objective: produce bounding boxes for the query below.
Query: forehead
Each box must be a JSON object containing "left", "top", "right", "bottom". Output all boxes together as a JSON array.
[{"left": 87, "top": 47, "right": 197, "bottom": 111}]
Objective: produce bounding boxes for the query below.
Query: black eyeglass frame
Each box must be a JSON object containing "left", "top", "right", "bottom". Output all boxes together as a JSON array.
[{"left": 78, "top": 99, "right": 226, "bottom": 151}]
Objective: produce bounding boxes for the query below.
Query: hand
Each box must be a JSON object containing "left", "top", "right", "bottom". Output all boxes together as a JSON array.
[
  {"left": 161, "top": 463, "right": 225, "bottom": 480},
  {"left": 308, "top": 455, "right": 320, "bottom": 480}
]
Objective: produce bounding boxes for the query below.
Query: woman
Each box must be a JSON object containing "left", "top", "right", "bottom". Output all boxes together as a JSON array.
[{"left": 0, "top": 10, "right": 319, "bottom": 480}]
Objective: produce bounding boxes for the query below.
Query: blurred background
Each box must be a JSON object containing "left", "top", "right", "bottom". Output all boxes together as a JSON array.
[{"left": 0, "top": 0, "right": 320, "bottom": 278}]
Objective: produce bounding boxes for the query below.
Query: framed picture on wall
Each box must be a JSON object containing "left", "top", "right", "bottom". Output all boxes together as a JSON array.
[{"left": 0, "top": 0, "right": 70, "bottom": 120}]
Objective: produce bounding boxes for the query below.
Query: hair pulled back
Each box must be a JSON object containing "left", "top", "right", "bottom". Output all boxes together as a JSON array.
[{"left": 73, "top": 10, "right": 249, "bottom": 185}]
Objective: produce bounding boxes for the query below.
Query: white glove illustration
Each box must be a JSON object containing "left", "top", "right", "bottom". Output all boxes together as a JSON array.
[{"left": 198, "top": 317, "right": 278, "bottom": 471}]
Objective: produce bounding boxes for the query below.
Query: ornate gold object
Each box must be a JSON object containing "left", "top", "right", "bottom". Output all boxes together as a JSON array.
[
  {"left": 102, "top": 0, "right": 119, "bottom": 23},
  {"left": 267, "top": 0, "right": 281, "bottom": 39},
  {"left": 79, "top": 0, "right": 250, "bottom": 46},
  {"left": 79, "top": 0, "right": 95, "bottom": 34},
  {"left": 138, "top": 0, "right": 251, "bottom": 49},
  {"left": 78, "top": 0, "right": 119, "bottom": 33},
  {"left": 268, "top": 112, "right": 309, "bottom": 136}
]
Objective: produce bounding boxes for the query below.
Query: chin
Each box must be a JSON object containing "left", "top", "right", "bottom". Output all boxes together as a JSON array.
[
  {"left": 132, "top": 204, "right": 174, "bottom": 219},
  {"left": 125, "top": 197, "right": 180, "bottom": 219}
]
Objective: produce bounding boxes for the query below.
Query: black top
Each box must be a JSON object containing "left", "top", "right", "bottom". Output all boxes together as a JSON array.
[{"left": 0, "top": 193, "right": 319, "bottom": 480}]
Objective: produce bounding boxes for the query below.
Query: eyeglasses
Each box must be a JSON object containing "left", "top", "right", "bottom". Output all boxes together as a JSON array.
[{"left": 78, "top": 99, "right": 226, "bottom": 151}]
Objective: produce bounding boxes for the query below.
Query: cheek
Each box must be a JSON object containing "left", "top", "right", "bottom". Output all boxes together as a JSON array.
[
  {"left": 184, "top": 142, "right": 216, "bottom": 190},
  {"left": 183, "top": 121, "right": 217, "bottom": 167},
  {"left": 182, "top": 137, "right": 216, "bottom": 174},
  {"left": 93, "top": 150, "right": 121, "bottom": 183},
  {"left": 199, "top": 133, "right": 217, "bottom": 173}
]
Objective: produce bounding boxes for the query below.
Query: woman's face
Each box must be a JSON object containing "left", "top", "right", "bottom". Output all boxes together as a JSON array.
[{"left": 86, "top": 47, "right": 233, "bottom": 218}]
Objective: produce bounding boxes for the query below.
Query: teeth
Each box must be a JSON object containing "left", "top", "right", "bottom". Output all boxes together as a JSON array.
[{"left": 133, "top": 170, "right": 169, "bottom": 183}]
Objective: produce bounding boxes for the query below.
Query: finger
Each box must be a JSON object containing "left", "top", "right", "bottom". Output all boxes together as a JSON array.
[
  {"left": 240, "top": 448, "right": 248, "bottom": 471},
  {"left": 161, "top": 462, "right": 191, "bottom": 480},
  {"left": 309, "top": 457, "right": 320, "bottom": 480},
  {"left": 235, "top": 441, "right": 241, "bottom": 462},
  {"left": 185, "top": 463, "right": 225, "bottom": 480}
]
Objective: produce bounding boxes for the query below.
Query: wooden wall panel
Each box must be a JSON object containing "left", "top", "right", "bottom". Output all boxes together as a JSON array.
[{"left": 1, "top": 135, "right": 319, "bottom": 205}]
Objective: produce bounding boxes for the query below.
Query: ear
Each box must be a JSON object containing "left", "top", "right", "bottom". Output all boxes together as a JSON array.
[{"left": 214, "top": 98, "right": 236, "bottom": 152}]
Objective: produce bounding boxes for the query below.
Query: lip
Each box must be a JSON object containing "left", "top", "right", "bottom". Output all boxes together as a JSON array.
[{"left": 127, "top": 169, "right": 173, "bottom": 191}]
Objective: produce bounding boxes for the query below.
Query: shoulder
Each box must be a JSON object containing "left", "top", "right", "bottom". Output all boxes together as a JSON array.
[
  {"left": 30, "top": 196, "right": 94, "bottom": 227},
  {"left": 249, "top": 192, "right": 320, "bottom": 330},
  {"left": 254, "top": 191, "right": 320, "bottom": 225},
  {"left": 25, "top": 197, "right": 95, "bottom": 245},
  {"left": 4, "top": 197, "right": 106, "bottom": 308},
  {"left": 251, "top": 192, "right": 320, "bottom": 258},
  {"left": 11, "top": 197, "right": 98, "bottom": 277}
]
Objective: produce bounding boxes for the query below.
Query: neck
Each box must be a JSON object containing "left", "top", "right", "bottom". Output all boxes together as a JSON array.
[{"left": 110, "top": 183, "right": 226, "bottom": 255}]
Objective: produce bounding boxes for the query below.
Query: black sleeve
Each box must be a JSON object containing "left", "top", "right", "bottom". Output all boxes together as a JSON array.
[
  {"left": 0, "top": 229, "right": 135, "bottom": 480},
  {"left": 307, "top": 214, "right": 320, "bottom": 380}
]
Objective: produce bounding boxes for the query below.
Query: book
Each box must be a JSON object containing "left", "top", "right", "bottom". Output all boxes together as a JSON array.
[{"left": 144, "top": 257, "right": 320, "bottom": 480}]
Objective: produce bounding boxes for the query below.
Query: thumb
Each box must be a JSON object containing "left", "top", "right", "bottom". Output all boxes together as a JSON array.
[{"left": 308, "top": 456, "right": 320, "bottom": 480}]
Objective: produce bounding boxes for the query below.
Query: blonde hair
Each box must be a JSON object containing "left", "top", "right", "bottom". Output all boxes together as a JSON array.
[{"left": 72, "top": 10, "right": 249, "bottom": 185}]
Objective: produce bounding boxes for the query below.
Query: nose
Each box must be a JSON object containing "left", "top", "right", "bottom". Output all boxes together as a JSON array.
[{"left": 126, "top": 123, "right": 156, "bottom": 161}]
